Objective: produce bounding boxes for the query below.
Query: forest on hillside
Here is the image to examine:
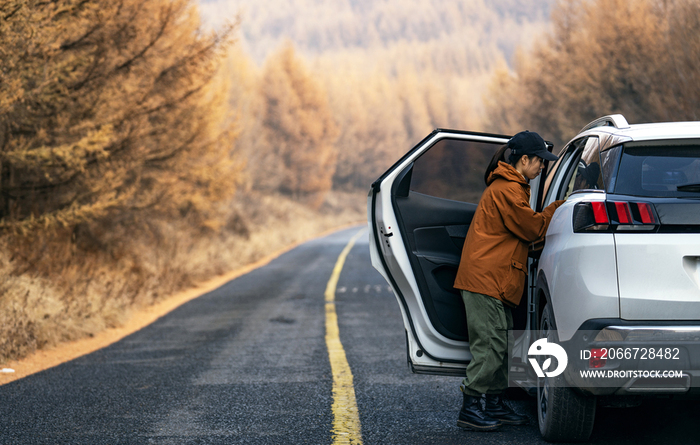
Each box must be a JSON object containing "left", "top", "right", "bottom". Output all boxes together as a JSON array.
[
  {"left": 202, "top": 0, "right": 555, "bottom": 189},
  {"left": 486, "top": 0, "right": 700, "bottom": 147},
  {"left": 211, "top": 0, "right": 700, "bottom": 189},
  {"left": 3, "top": 0, "right": 700, "bottom": 363},
  {"left": 199, "top": 0, "right": 553, "bottom": 64}
]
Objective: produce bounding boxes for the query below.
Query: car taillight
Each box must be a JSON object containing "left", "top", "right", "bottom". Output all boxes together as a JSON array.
[
  {"left": 613, "top": 202, "right": 631, "bottom": 224},
  {"left": 636, "top": 202, "right": 657, "bottom": 224},
  {"left": 573, "top": 201, "right": 659, "bottom": 232},
  {"left": 591, "top": 202, "right": 608, "bottom": 224}
]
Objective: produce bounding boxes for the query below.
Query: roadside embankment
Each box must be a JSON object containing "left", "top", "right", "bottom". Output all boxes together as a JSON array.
[{"left": 0, "top": 190, "right": 365, "bottom": 382}]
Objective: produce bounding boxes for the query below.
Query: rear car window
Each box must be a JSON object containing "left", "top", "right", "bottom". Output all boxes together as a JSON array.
[{"left": 614, "top": 145, "right": 700, "bottom": 197}]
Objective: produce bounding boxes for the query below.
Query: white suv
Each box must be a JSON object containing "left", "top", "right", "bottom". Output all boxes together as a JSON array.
[{"left": 368, "top": 115, "right": 700, "bottom": 442}]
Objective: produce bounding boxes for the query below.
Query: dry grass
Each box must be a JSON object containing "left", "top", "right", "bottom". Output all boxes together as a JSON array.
[{"left": 0, "top": 190, "right": 366, "bottom": 363}]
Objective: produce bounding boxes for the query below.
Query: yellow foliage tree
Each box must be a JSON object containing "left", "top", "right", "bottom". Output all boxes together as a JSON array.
[
  {"left": 485, "top": 0, "right": 700, "bottom": 147},
  {"left": 258, "top": 43, "right": 338, "bottom": 206},
  {"left": 0, "top": 0, "right": 237, "bottom": 235},
  {"left": 320, "top": 69, "right": 409, "bottom": 190},
  {"left": 317, "top": 61, "right": 488, "bottom": 190}
]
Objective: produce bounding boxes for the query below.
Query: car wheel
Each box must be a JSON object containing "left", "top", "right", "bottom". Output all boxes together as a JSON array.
[{"left": 537, "top": 303, "right": 596, "bottom": 442}]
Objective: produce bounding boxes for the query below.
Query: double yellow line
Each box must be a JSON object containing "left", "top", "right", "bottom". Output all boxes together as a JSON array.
[{"left": 324, "top": 228, "right": 366, "bottom": 445}]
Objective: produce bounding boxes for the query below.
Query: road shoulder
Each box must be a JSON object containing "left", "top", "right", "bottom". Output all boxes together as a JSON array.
[{"left": 0, "top": 222, "right": 364, "bottom": 386}]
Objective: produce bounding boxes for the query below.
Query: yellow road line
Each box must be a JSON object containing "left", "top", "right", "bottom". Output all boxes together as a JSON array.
[{"left": 325, "top": 228, "right": 366, "bottom": 445}]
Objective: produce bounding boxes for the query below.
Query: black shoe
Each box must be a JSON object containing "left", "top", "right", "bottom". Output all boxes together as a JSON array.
[
  {"left": 483, "top": 394, "right": 528, "bottom": 425},
  {"left": 457, "top": 393, "right": 501, "bottom": 431}
]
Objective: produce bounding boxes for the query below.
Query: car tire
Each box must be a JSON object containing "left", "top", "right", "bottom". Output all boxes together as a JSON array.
[{"left": 537, "top": 303, "right": 596, "bottom": 442}]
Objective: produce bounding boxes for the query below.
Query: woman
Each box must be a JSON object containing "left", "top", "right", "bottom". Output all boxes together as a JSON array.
[{"left": 454, "top": 130, "right": 565, "bottom": 431}]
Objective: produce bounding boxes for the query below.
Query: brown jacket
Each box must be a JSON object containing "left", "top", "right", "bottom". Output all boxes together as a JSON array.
[{"left": 454, "top": 162, "right": 565, "bottom": 306}]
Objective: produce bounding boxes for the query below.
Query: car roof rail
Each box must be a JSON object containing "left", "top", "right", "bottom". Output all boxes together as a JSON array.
[{"left": 579, "top": 114, "right": 630, "bottom": 133}]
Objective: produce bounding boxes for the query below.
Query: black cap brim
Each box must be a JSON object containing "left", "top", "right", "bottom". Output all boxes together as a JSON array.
[{"left": 538, "top": 150, "right": 559, "bottom": 162}]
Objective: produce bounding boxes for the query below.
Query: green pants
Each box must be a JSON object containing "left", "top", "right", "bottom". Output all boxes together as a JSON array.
[{"left": 460, "top": 290, "right": 513, "bottom": 396}]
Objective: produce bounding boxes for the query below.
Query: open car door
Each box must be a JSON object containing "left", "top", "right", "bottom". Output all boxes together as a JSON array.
[{"left": 368, "top": 129, "right": 511, "bottom": 375}]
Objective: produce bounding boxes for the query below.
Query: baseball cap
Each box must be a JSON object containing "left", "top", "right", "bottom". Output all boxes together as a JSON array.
[{"left": 507, "top": 131, "right": 558, "bottom": 162}]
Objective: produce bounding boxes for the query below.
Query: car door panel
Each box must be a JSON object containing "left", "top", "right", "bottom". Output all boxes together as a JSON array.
[
  {"left": 394, "top": 190, "right": 477, "bottom": 340},
  {"left": 414, "top": 224, "right": 468, "bottom": 266},
  {"left": 395, "top": 192, "right": 476, "bottom": 341},
  {"left": 369, "top": 130, "right": 511, "bottom": 372}
]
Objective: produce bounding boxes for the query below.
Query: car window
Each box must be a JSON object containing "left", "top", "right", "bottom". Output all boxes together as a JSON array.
[
  {"left": 568, "top": 137, "right": 602, "bottom": 194},
  {"left": 614, "top": 145, "right": 700, "bottom": 197},
  {"left": 409, "top": 138, "right": 502, "bottom": 203},
  {"left": 540, "top": 151, "right": 566, "bottom": 208},
  {"left": 600, "top": 144, "right": 623, "bottom": 193},
  {"left": 542, "top": 137, "right": 586, "bottom": 204}
]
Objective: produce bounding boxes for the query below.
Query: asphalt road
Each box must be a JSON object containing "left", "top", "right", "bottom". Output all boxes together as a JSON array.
[{"left": 1, "top": 226, "right": 699, "bottom": 444}]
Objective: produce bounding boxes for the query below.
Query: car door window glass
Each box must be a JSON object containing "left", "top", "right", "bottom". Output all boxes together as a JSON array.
[
  {"left": 540, "top": 148, "right": 571, "bottom": 209},
  {"left": 600, "top": 144, "right": 623, "bottom": 193},
  {"left": 543, "top": 138, "right": 586, "bottom": 203},
  {"left": 570, "top": 137, "right": 603, "bottom": 194},
  {"left": 409, "top": 138, "right": 502, "bottom": 203},
  {"left": 540, "top": 154, "right": 565, "bottom": 206}
]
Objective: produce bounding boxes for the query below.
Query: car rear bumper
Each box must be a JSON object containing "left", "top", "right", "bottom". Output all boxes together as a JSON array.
[{"left": 560, "top": 319, "right": 700, "bottom": 396}]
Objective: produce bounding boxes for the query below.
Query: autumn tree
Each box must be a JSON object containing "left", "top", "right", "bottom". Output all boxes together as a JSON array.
[
  {"left": 485, "top": 0, "right": 700, "bottom": 147},
  {"left": 258, "top": 43, "right": 338, "bottom": 206},
  {"left": 661, "top": 0, "right": 700, "bottom": 121},
  {"left": 318, "top": 62, "right": 488, "bottom": 190},
  {"left": 0, "top": 0, "right": 237, "bottom": 236}
]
